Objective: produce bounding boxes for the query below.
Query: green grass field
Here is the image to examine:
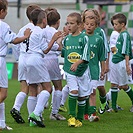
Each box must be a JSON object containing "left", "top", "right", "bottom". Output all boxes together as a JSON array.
[{"left": 3, "top": 79, "right": 133, "bottom": 133}]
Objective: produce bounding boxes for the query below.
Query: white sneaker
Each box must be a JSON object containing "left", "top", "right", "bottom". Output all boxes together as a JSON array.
[
  {"left": 50, "top": 113, "right": 66, "bottom": 120},
  {"left": 0, "top": 125, "right": 13, "bottom": 130},
  {"left": 89, "top": 114, "right": 100, "bottom": 122}
]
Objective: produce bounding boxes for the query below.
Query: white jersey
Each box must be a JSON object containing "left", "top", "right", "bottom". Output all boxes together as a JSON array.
[
  {"left": 27, "top": 26, "right": 48, "bottom": 56},
  {"left": 0, "top": 20, "right": 16, "bottom": 88},
  {"left": 43, "top": 26, "right": 59, "bottom": 59},
  {"left": 0, "top": 20, "right": 16, "bottom": 56},
  {"left": 12, "top": 23, "right": 35, "bottom": 61},
  {"left": 109, "top": 31, "right": 119, "bottom": 62}
]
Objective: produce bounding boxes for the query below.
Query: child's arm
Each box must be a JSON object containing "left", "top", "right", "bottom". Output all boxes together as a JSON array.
[
  {"left": 100, "top": 61, "right": 105, "bottom": 80},
  {"left": 125, "top": 55, "right": 132, "bottom": 75},
  {"left": 12, "top": 28, "right": 31, "bottom": 44},
  {"left": 70, "top": 59, "right": 84, "bottom": 72}
]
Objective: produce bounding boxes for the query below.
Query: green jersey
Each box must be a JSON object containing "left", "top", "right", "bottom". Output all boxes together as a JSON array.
[
  {"left": 94, "top": 27, "right": 110, "bottom": 59},
  {"left": 87, "top": 34, "right": 105, "bottom": 80},
  {"left": 112, "top": 30, "right": 133, "bottom": 64},
  {"left": 62, "top": 33, "right": 90, "bottom": 77}
]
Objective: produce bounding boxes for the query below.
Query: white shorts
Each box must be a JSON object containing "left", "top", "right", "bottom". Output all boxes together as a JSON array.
[
  {"left": 26, "top": 54, "right": 51, "bottom": 84},
  {"left": 110, "top": 60, "right": 131, "bottom": 86},
  {"left": 65, "top": 68, "right": 91, "bottom": 97},
  {"left": 43, "top": 58, "right": 62, "bottom": 80},
  {"left": 18, "top": 53, "right": 27, "bottom": 81},
  {"left": 97, "top": 74, "right": 106, "bottom": 87},
  {"left": 90, "top": 80, "right": 98, "bottom": 91},
  {"left": 0, "top": 57, "right": 8, "bottom": 88}
]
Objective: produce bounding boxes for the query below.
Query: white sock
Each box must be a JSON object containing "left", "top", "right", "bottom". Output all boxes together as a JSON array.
[
  {"left": 52, "top": 90, "right": 62, "bottom": 114},
  {"left": 51, "top": 86, "right": 55, "bottom": 105},
  {"left": 0, "top": 102, "right": 6, "bottom": 128},
  {"left": 60, "top": 85, "right": 69, "bottom": 106},
  {"left": 106, "top": 89, "right": 111, "bottom": 101},
  {"left": 34, "top": 90, "right": 50, "bottom": 116},
  {"left": 13, "top": 92, "right": 27, "bottom": 111},
  {"left": 27, "top": 96, "right": 37, "bottom": 115}
]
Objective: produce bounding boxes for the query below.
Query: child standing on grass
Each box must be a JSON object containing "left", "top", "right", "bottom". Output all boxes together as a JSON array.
[
  {"left": 82, "top": 9, "right": 108, "bottom": 121},
  {"left": 0, "top": 0, "right": 31, "bottom": 130},
  {"left": 43, "top": 10, "right": 66, "bottom": 121},
  {"left": 62, "top": 12, "right": 91, "bottom": 127},
  {"left": 26, "top": 8, "right": 62, "bottom": 127},
  {"left": 109, "top": 13, "right": 133, "bottom": 112},
  {"left": 10, "top": 4, "right": 41, "bottom": 124},
  {"left": 82, "top": 11, "right": 106, "bottom": 122}
]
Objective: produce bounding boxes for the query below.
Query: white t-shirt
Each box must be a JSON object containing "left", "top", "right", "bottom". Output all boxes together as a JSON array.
[
  {"left": 28, "top": 26, "right": 48, "bottom": 57},
  {"left": 43, "top": 26, "right": 60, "bottom": 59},
  {"left": 0, "top": 20, "right": 16, "bottom": 56},
  {"left": 12, "top": 23, "right": 35, "bottom": 60}
]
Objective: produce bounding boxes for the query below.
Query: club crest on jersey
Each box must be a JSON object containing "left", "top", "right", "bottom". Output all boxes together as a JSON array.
[{"left": 67, "top": 52, "right": 80, "bottom": 63}]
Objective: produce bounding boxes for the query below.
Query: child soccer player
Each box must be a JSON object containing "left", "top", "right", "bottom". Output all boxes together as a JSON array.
[
  {"left": 82, "top": 12, "right": 106, "bottom": 122},
  {"left": 43, "top": 10, "right": 66, "bottom": 120},
  {"left": 109, "top": 13, "right": 133, "bottom": 112},
  {"left": 62, "top": 12, "right": 91, "bottom": 127},
  {"left": 0, "top": 0, "right": 31, "bottom": 130},
  {"left": 26, "top": 8, "right": 62, "bottom": 127},
  {"left": 10, "top": 4, "right": 41, "bottom": 124},
  {"left": 82, "top": 9, "right": 109, "bottom": 119}
]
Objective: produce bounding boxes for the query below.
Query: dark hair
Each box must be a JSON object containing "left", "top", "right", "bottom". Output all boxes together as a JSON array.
[
  {"left": 47, "top": 11, "right": 60, "bottom": 26},
  {"left": 67, "top": 12, "right": 81, "bottom": 24},
  {"left": 99, "top": 5, "right": 103, "bottom": 9},
  {"left": 111, "top": 13, "right": 127, "bottom": 25},
  {"left": 44, "top": 7, "right": 57, "bottom": 15},
  {"left": 30, "top": 8, "right": 46, "bottom": 25},
  {"left": 0, "top": 0, "right": 8, "bottom": 11},
  {"left": 26, "top": 4, "right": 40, "bottom": 20}
]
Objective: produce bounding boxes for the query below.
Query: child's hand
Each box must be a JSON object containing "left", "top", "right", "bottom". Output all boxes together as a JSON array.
[
  {"left": 100, "top": 71, "right": 105, "bottom": 80},
  {"left": 126, "top": 65, "right": 132, "bottom": 75},
  {"left": 24, "top": 28, "right": 31, "bottom": 38},
  {"left": 52, "top": 31, "right": 62, "bottom": 41},
  {"left": 70, "top": 63, "right": 78, "bottom": 72}
]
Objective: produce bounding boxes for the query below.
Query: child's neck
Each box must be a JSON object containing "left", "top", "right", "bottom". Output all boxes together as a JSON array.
[
  {"left": 71, "top": 30, "right": 80, "bottom": 36},
  {"left": 120, "top": 27, "right": 126, "bottom": 32}
]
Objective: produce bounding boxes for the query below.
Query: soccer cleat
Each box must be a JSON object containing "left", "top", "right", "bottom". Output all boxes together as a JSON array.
[
  {"left": 0, "top": 125, "right": 13, "bottom": 130},
  {"left": 84, "top": 114, "right": 89, "bottom": 120},
  {"left": 29, "top": 112, "right": 45, "bottom": 127},
  {"left": 50, "top": 113, "right": 66, "bottom": 120},
  {"left": 106, "top": 108, "right": 118, "bottom": 113},
  {"left": 68, "top": 117, "right": 76, "bottom": 127},
  {"left": 75, "top": 119, "right": 82, "bottom": 127},
  {"left": 10, "top": 108, "right": 25, "bottom": 124},
  {"left": 59, "top": 105, "right": 67, "bottom": 112},
  {"left": 29, "top": 119, "right": 37, "bottom": 127},
  {"left": 116, "top": 105, "right": 123, "bottom": 111},
  {"left": 98, "top": 102, "right": 107, "bottom": 114},
  {"left": 89, "top": 114, "right": 100, "bottom": 122},
  {"left": 129, "top": 105, "right": 133, "bottom": 112}
]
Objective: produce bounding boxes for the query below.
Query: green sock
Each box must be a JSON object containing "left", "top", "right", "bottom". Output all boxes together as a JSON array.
[
  {"left": 111, "top": 87, "right": 118, "bottom": 110},
  {"left": 68, "top": 94, "right": 78, "bottom": 117},
  {"left": 99, "top": 95, "right": 106, "bottom": 104},
  {"left": 84, "top": 98, "right": 89, "bottom": 114},
  {"left": 77, "top": 100, "right": 86, "bottom": 122},
  {"left": 88, "top": 106, "right": 96, "bottom": 116},
  {"left": 125, "top": 86, "right": 133, "bottom": 105}
]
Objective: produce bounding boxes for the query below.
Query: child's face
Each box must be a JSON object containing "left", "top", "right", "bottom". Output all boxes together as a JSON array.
[
  {"left": 113, "top": 19, "right": 123, "bottom": 32},
  {"left": 66, "top": 16, "right": 80, "bottom": 34},
  {"left": 0, "top": 9, "right": 7, "bottom": 19},
  {"left": 84, "top": 17, "right": 96, "bottom": 35}
]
